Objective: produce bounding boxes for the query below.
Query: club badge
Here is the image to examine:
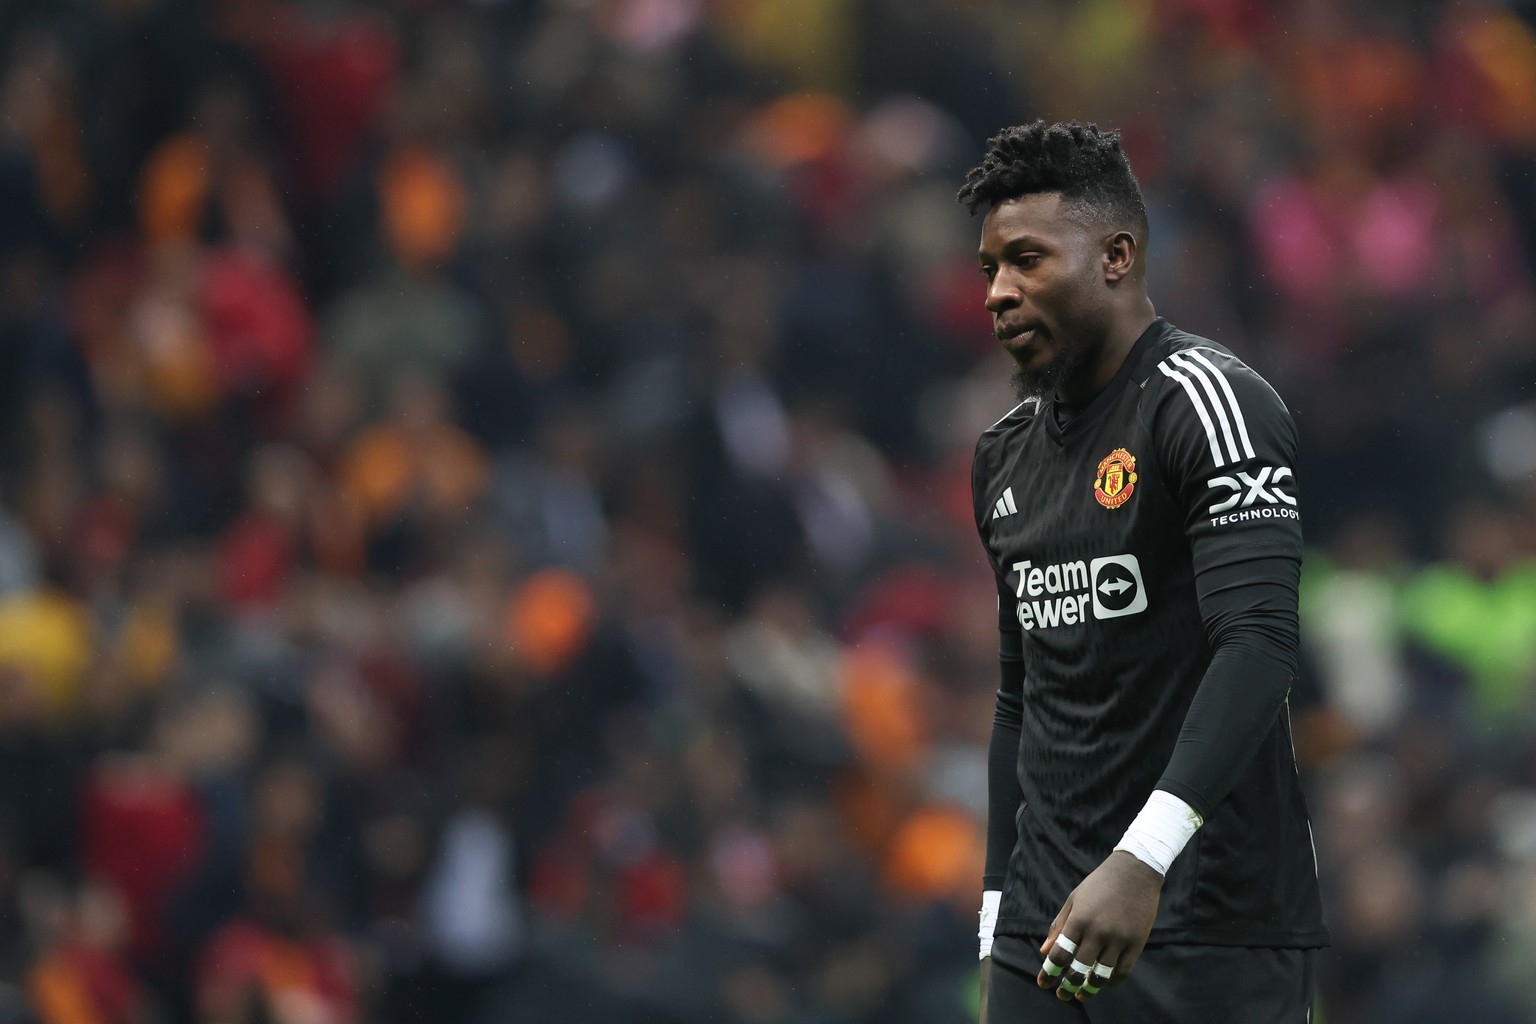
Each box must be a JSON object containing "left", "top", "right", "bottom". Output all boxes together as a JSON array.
[{"left": 1094, "top": 448, "right": 1137, "bottom": 509}]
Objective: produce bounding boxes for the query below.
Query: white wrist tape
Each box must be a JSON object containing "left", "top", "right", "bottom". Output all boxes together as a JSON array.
[
  {"left": 978, "top": 890, "right": 1002, "bottom": 959},
  {"left": 1113, "top": 790, "right": 1203, "bottom": 876}
]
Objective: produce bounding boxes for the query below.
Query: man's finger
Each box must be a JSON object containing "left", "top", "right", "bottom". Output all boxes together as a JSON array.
[
  {"left": 1054, "top": 932, "right": 1103, "bottom": 1002},
  {"left": 1036, "top": 931, "right": 1077, "bottom": 989},
  {"left": 1056, "top": 954, "right": 1095, "bottom": 1002},
  {"left": 1110, "top": 939, "right": 1146, "bottom": 985},
  {"left": 1039, "top": 898, "right": 1073, "bottom": 955},
  {"left": 1076, "top": 956, "right": 1116, "bottom": 1001}
]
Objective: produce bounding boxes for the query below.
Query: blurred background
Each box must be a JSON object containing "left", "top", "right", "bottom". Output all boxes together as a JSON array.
[{"left": 0, "top": 0, "right": 1532, "bottom": 1021}]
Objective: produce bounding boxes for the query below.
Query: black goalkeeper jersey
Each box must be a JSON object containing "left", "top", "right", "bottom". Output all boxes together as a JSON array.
[{"left": 972, "top": 317, "right": 1328, "bottom": 950}]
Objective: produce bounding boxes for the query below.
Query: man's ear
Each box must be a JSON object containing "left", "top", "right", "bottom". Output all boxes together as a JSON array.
[{"left": 1103, "top": 231, "right": 1139, "bottom": 284}]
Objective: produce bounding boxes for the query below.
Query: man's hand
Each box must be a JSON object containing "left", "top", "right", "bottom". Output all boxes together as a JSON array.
[{"left": 1036, "top": 851, "right": 1163, "bottom": 1002}]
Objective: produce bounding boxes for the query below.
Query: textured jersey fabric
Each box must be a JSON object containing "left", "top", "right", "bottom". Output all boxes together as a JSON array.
[{"left": 972, "top": 317, "right": 1328, "bottom": 950}]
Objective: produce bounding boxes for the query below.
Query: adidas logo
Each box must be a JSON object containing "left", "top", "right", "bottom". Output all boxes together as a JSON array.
[{"left": 993, "top": 487, "right": 1018, "bottom": 519}]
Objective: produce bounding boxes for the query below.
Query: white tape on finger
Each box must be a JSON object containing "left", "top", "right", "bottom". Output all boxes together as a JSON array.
[
  {"left": 1093, "top": 963, "right": 1114, "bottom": 978},
  {"left": 1055, "top": 936, "right": 1078, "bottom": 955},
  {"left": 1069, "top": 960, "right": 1092, "bottom": 976}
]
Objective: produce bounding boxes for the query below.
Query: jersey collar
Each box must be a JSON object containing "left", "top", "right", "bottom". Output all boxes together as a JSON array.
[{"left": 1043, "top": 317, "right": 1173, "bottom": 445}]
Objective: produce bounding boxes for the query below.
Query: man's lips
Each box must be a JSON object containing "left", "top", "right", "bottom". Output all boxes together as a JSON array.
[{"left": 998, "top": 325, "right": 1040, "bottom": 351}]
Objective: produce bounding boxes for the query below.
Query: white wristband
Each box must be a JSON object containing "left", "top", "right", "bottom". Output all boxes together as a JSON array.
[
  {"left": 978, "top": 889, "right": 1002, "bottom": 959},
  {"left": 1113, "top": 790, "right": 1203, "bottom": 876}
]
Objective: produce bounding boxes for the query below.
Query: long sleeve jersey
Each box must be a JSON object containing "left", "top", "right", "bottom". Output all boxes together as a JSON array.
[{"left": 973, "top": 317, "right": 1328, "bottom": 951}]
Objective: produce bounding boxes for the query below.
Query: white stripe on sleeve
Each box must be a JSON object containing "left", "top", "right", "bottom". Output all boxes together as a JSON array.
[
  {"left": 1184, "top": 349, "right": 1256, "bottom": 459},
  {"left": 1170, "top": 352, "right": 1241, "bottom": 464},
  {"left": 1157, "top": 361, "right": 1226, "bottom": 467}
]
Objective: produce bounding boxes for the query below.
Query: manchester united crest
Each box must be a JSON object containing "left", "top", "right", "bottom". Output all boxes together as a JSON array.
[{"left": 1094, "top": 448, "right": 1138, "bottom": 509}]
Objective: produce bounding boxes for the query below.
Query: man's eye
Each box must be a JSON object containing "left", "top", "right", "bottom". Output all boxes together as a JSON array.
[
  {"left": 980, "top": 265, "right": 997, "bottom": 280},
  {"left": 1017, "top": 254, "right": 1041, "bottom": 268}
]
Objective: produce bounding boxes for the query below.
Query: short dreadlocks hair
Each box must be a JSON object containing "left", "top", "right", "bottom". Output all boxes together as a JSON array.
[{"left": 957, "top": 121, "right": 1148, "bottom": 241}]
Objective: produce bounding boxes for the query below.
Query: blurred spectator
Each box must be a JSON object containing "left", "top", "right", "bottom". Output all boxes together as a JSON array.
[
  {"left": 192, "top": 757, "right": 356, "bottom": 1024},
  {"left": 26, "top": 881, "right": 150, "bottom": 1024}
]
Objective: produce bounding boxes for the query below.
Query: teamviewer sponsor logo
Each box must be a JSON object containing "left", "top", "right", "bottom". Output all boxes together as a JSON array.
[
  {"left": 1010, "top": 553, "right": 1147, "bottom": 630},
  {"left": 1089, "top": 555, "right": 1147, "bottom": 619}
]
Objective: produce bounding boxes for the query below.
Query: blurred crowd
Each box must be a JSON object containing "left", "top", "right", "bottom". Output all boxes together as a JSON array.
[{"left": 0, "top": 0, "right": 1532, "bottom": 1021}]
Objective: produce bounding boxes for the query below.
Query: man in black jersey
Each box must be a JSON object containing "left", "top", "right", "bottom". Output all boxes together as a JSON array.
[{"left": 959, "top": 122, "right": 1327, "bottom": 1023}]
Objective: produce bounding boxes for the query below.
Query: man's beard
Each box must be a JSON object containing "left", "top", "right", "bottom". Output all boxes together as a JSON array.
[{"left": 1010, "top": 347, "right": 1086, "bottom": 402}]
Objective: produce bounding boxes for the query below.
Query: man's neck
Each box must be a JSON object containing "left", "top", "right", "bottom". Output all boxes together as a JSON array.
[{"left": 1055, "top": 302, "right": 1157, "bottom": 406}]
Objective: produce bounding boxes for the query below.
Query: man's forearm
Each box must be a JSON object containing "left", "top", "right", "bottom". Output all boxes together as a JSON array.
[
  {"left": 985, "top": 657, "right": 1025, "bottom": 888},
  {"left": 1156, "top": 562, "right": 1299, "bottom": 821},
  {"left": 981, "top": 656, "right": 1024, "bottom": 960},
  {"left": 1155, "top": 623, "right": 1295, "bottom": 820}
]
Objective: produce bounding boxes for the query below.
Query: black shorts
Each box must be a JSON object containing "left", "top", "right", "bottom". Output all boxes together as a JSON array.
[{"left": 986, "top": 934, "right": 1316, "bottom": 1024}]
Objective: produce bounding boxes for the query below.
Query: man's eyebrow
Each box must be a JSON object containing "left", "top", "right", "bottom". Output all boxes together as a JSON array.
[{"left": 979, "top": 235, "right": 1051, "bottom": 262}]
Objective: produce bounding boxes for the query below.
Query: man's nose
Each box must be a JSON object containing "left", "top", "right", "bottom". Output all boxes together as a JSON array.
[{"left": 986, "top": 272, "right": 1020, "bottom": 313}]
